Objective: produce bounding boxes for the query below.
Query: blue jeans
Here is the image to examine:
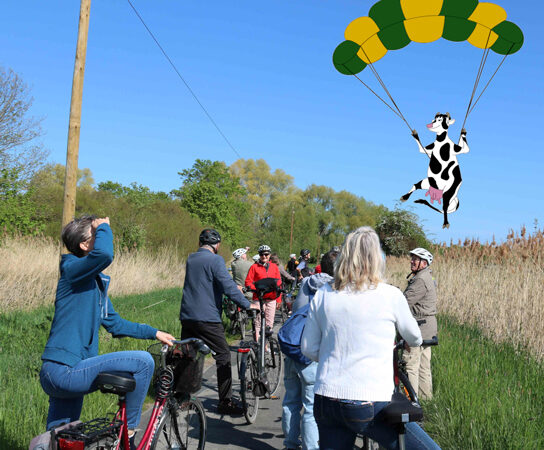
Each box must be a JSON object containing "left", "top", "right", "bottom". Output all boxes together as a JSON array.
[
  {"left": 282, "top": 358, "right": 319, "bottom": 450},
  {"left": 314, "top": 394, "right": 440, "bottom": 450},
  {"left": 40, "top": 351, "right": 154, "bottom": 430}
]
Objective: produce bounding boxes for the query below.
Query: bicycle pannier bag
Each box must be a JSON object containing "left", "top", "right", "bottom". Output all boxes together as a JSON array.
[{"left": 277, "top": 303, "right": 312, "bottom": 365}]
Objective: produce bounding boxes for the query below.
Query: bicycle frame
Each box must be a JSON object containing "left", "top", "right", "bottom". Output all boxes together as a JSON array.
[
  {"left": 105, "top": 345, "right": 169, "bottom": 450},
  {"left": 53, "top": 339, "right": 209, "bottom": 450}
]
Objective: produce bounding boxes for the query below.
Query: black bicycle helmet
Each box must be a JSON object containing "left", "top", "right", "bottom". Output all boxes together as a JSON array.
[
  {"left": 199, "top": 228, "right": 221, "bottom": 246},
  {"left": 300, "top": 249, "right": 311, "bottom": 257}
]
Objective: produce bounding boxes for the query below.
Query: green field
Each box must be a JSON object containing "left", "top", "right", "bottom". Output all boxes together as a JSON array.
[{"left": 1, "top": 289, "right": 543, "bottom": 449}]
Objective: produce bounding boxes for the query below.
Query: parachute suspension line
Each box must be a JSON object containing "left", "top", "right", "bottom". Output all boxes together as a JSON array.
[
  {"left": 359, "top": 47, "right": 413, "bottom": 133},
  {"left": 461, "top": 31, "right": 492, "bottom": 131},
  {"left": 352, "top": 74, "right": 403, "bottom": 119},
  {"left": 468, "top": 42, "right": 515, "bottom": 116}
]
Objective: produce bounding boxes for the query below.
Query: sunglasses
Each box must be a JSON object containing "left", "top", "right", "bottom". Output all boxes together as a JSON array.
[{"left": 260, "top": 252, "right": 271, "bottom": 256}]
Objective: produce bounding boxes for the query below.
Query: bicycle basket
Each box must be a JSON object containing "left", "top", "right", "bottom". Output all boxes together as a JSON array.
[
  {"left": 147, "top": 342, "right": 205, "bottom": 394},
  {"left": 54, "top": 415, "right": 121, "bottom": 449}
]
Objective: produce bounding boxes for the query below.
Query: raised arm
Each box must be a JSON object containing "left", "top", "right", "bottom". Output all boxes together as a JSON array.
[
  {"left": 411, "top": 130, "right": 433, "bottom": 158},
  {"left": 455, "top": 128, "right": 469, "bottom": 154}
]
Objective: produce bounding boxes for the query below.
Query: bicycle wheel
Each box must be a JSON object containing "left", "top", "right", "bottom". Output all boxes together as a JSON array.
[
  {"left": 265, "top": 337, "right": 282, "bottom": 396},
  {"left": 239, "top": 353, "right": 259, "bottom": 424},
  {"left": 151, "top": 396, "right": 207, "bottom": 450}
]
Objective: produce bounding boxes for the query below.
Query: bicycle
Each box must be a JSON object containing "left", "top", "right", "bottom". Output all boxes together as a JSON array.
[
  {"left": 358, "top": 333, "right": 439, "bottom": 450},
  {"left": 223, "top": 296, "right": 249, "bottom": 340},
  {"left": 45, "top": 338, "right": 211, "bottom": 450},
  {"left": 237, "top": 278, "right": 283, "bottom": 424}
]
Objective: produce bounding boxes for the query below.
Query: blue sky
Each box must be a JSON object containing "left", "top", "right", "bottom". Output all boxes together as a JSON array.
[{"left": 2, "top": 1, "right": 542, "bottom": 243}]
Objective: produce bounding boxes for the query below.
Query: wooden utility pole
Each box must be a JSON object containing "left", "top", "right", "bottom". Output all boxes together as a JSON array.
[
  {"left": 289, "top": 208, "right": 295, "bottom": 255},
  {"left": 61, "top": 0, "right": 91, "bottom": 233}
]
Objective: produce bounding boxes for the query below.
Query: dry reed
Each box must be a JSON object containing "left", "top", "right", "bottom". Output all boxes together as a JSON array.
[
  {"left": 0, "top": 235, "right": 185, "bottom": 311},
  {"left": 386, "top": 227, "right": 544, "bottom": 361}
]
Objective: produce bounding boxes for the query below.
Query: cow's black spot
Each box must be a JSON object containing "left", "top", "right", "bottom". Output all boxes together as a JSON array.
[
  {"left": 454, "top": 144, "right": 462, "bottom": 153},
  {"left": 429, "top": 177, "right": 438, "bottom": 189},
  {"left": 436, "top": 132, "right": 447, "bottom": 142},
  {"left": 440, "top": 143, "right": 450, "bottom": 160},
  {"left": 430, "top": 155, "right": 442, "bottom": 174},
  {"left": 441, "top": 161, "right": 455, "bottom": 180},
  {"left": 425, "top": 143, "right": 435, "bottom": 150}
]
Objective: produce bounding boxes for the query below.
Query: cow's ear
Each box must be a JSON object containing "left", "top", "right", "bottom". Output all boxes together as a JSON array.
[{"left": 448, "top": 118, "right": 456, "bottom": 126}]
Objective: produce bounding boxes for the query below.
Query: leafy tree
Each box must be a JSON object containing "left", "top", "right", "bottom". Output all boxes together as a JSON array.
[
  {"left": 0, "top": 167, "right": 43, "bottom": 236},
  {"left": 0, "top": 67, "right": 47, "bottom": 182},
  {"left": 375, "top": 207, "right": 430, "bottom": 256},
  {"left": 171, "top": 159, "right": 250, "bottom": 246},
  {"left": 230, "top": 158, "right": 296, "bottom": 237}
]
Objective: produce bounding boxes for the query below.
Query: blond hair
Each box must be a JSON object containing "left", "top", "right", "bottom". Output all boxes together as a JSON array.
[{"left": 334, "top": 226, "right": 385, "bottom": 292}]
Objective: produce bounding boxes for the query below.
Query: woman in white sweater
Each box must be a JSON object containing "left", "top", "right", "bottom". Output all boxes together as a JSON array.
[{"left": 301, "top": 226, "right": 440, "bottom": 449}]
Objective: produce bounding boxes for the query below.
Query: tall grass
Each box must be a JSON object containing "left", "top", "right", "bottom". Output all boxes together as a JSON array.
[
  {"left": 426, "top": 317, "right": 544, "bottom": 449},
  {"left": 385, "top": 227, "right": 544, "bottom": 361},
  {"left": 0, "top": 235, "right": 185, "bottom": 311}
]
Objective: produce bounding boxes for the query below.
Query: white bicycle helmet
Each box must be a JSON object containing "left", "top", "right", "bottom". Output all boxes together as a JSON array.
[
  {"left": 258, "top": 244, "right": 271, "bottom": 253},
  {"left": 252, "top": 254, "right": 260, "bottom": 262},
  {"left": 232, "top": 248, "right": 248, "bottom": 259},
  {"left": 409, "top": 248, "right": 433, "bottom": 265}
]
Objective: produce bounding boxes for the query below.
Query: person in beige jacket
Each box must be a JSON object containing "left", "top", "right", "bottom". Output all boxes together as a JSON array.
[{"left": 403, "top": 247, "right": 437, "bottom": 401}]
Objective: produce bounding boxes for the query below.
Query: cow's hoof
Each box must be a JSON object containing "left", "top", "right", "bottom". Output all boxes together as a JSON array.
[
  {"left": 442, "top": 223, "right": 450, "bottom": 229},
  {"left": 400, "top": 194, "right": 409, "bottom": 202}
]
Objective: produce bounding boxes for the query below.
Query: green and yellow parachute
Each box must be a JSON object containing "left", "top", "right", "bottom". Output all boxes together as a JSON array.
[{"left": 333, "top": 0, "right": 524, "bottom": 75}]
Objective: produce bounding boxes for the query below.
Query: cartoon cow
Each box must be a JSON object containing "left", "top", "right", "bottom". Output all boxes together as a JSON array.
[{"left": 400, "top": 113, "right": 469, "bottom": 229}]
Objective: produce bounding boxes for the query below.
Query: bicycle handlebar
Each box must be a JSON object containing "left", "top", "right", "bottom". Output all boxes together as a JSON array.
[{"left": 162, "top": 337, "right": 214, "bottom": 356}]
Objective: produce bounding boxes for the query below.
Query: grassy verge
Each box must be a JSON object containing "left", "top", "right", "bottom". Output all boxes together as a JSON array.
[{"left": 425, "top": 315, "right": 544, "bottom": 449}]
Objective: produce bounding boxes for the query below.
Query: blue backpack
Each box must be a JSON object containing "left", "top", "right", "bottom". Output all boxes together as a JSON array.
[{"left": 277, "top": 303, "right": 312, "bottom": 365}]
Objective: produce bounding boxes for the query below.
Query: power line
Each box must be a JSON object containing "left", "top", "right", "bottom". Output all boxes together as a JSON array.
[{"left": 126, "top": 0, "right": 242, "bottom": 159}]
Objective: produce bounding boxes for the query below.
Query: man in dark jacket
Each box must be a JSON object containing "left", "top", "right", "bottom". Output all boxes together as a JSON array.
[
  {"left": 180, "top": 229, "right": 250, "bottom": 415},
  {"left": 403, "top": 247, "right": 438, "bottom": 401}
]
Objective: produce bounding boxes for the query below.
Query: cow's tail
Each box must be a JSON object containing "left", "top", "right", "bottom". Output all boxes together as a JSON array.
[{"left": 414, "top": 199, "right": 442, "bottom": 213}]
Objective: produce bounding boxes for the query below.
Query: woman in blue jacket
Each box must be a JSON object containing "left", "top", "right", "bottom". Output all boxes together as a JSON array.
[{"left": 40, "top": 215, "right": 175, "bottom": 441}]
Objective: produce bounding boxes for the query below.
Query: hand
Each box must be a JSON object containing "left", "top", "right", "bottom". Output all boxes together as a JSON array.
[
  {"left": 156, "top": 330, "right": 176, "bottom": 346},
  {"left": 236, "top": 285, "right": 244, "bottom": 292},
  {"left": 92, "top": 217, "right": 110, "bottom": 230},
  {"left": 403, "top": 341, "right": 411, "bottom": 353}
]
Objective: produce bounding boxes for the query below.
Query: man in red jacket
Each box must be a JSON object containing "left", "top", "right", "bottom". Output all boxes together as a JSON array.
[{"left": 245, "top": 244, "right": 282, "bottom": 342}]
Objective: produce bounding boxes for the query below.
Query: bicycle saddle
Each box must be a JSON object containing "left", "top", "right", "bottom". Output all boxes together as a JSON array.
[
  {"left": 95, "top": 372, "right": 136, "bottom": 395},
  {"left": 380, "top": 392, "right": 423, "bottom": 424}
]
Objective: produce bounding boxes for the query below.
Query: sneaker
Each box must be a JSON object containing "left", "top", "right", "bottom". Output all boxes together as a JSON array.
[{"left": 217, "top": 399, "right": 244, "bottom": 415}]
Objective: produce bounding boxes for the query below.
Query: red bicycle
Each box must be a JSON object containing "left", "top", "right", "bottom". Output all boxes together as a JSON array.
[{"left": 32, "top": 338, "right": 211, "bottom": 450}]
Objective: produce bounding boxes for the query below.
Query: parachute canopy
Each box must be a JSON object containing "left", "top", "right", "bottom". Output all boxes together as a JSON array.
[{"left": 333, "top": 0, "right": 524, "bottom": 75}]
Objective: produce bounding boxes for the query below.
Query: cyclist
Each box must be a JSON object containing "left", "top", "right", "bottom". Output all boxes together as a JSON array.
[
  {"left": 270, "top": 253, "right": 296, "bottom": 313},
  {"left": 301, "top": 226, "right": 439, "bottom": 449},
  {"left": 286, "top": 253, "right": 298, "bottom": 289},
  {"left": 39, "top": 215, "right": 175, "bottom": 448},
  {"left": 297, "top": 249, "right": 312, "bottom": 280},
  {"left": 231, "top": 247, "right": 253, "bottom": 301},
  {"left": 282, "top": 250, "right": 338, "bottom": 450},
  {"left": 403, "top": 248, "right": 438, "bottom": 401},
  {"left": 244, "top": 244, "right": 282, "bottom": 342},
  {"left": 179, "top": 229, "right": 251, "bottom": 415}
]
